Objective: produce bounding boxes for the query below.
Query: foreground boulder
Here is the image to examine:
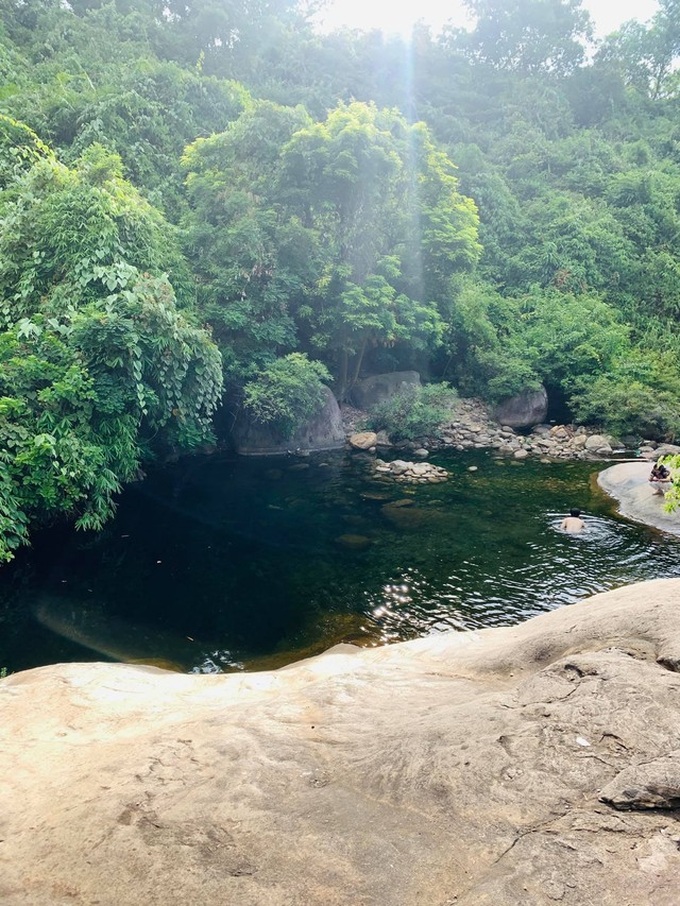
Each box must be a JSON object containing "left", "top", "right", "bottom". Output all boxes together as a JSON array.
[{"left": 3, "top": 579, "right": 680, "bottom": 905}]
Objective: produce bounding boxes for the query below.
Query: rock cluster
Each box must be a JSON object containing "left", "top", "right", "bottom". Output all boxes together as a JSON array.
[
  {"left": 373, "top": 458, "right": 449, "bottom": 483},
  {"left": 344, "top": 397, "right": 679, "bottom": 462},
  {"left": 432, "top": 400, "right": 618, "bottom": 460}
]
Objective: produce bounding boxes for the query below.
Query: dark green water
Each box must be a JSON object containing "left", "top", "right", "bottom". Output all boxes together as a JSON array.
[{"left": 2, "top": 449, "right": 680, "bottom": 675}]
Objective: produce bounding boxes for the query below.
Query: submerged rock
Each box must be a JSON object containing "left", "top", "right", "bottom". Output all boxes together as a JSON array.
[{"left": 334, "top": 533, "right": 373, "bottom": 550}]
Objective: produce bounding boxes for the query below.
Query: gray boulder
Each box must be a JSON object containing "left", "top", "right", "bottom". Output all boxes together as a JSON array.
[
  {"left": 231, "top": 386, "right": 344, "bottom": 455},
  {"left": 585, "top": 433, "right": 614, "bottom": 454},
  {"left": 351, "top": 371, "right": 421, "bottom": 409},
  {"left": 495, "top": 385, "right": 548, "bottom": 429}
]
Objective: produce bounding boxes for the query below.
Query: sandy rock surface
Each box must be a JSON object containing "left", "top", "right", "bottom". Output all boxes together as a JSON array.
[
  {"left": 4, "top": 578, "right": 680, "bottom": 905},
  {"left": 598, "top": 461, "right": 680, "bottom": 537}
]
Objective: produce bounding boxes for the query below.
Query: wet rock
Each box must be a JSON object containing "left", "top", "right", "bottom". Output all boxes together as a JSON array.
[
  {"left": 342, "top": 398, "right": 638, "bottom": 464},
  {"left": 585, "top": 434, "right": 614, "bottom": 454},
  {"left": 233, "top": 386, "right": 344, "bottom": 455},
  {"left": 654, "top": 443, "right": 680, "bottom": 458},
  {"left": 378, "top": 460, "right": 449, "bottom": 483},
  {"left": 495, "top": 385, "right": 548, "bottom": 428}
]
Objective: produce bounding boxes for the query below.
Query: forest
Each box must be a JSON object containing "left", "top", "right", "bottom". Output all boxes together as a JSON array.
[{"left": 1, "top": 0, "right": 680, "bottom": 561}]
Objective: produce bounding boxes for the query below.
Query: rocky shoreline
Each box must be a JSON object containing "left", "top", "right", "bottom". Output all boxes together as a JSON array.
[{"left": 343, "top": 397, "right": 680, "bottom": 463}]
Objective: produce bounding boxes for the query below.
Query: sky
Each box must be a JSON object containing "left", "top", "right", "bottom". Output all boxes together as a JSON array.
[{"left": 312, "top": 0, "right": 661, "bottom": 41}]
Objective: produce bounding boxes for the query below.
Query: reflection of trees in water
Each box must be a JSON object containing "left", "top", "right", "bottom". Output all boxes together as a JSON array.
[{"left": 5, "top": 452, "right": 680, "bottom": 675}]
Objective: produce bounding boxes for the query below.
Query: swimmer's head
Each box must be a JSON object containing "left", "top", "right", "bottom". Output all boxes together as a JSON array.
[{"left": 570, "top": 508, "right": 581, "bottom": 518}]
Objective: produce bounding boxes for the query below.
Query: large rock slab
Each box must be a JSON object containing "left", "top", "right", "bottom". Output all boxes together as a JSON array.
[
  {"left": 598, "top": 461, "right": 680, "bottom": 537},
  {"left": 495, "top": 385, "right": 548, "bottom": 429},
  {"left": 350, "top": 371, "right": 421, "bottom": 409},
  {"left": 4, "top": 579, "right": 680, "bottom": 905},
  {"left": 231, "top": 386, "right": 344, "bottom": 455}
]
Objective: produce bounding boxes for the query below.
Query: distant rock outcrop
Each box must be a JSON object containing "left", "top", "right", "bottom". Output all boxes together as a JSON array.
[
  {"left": 494, "top": 385, "right": 548, "bottom": 428},
  {"left": 231, "top": 386, "right": 345, "bottom": 455},
  {"left": 4, "top": 579, "right": 680, "bottom": 904},
  {"left": 350, "top": 370, "right": 421, "bottom": 409}
]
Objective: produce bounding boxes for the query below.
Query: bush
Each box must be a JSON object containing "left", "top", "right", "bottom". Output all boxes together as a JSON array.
[
  {"left": 364, "top": 382, "right": 458, "bottom": 441},
  {"left": 659, "top": 455, "right": 680, "bottom": 512},
  {"left": 242, "top": 353, "right": 332, "bottom": 438},
  {"left": 569, "top": 375, "right": 680, "bottom": 440}
]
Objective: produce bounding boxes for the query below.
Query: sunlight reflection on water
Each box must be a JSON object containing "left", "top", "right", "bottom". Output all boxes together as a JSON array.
[{"left": 2, "top": 450, "right": 680, "bottom": 673}]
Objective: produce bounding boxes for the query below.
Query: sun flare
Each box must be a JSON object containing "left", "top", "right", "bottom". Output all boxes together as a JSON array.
[{"left": 312, "top": 0, "right": 660, "bottom": 41}]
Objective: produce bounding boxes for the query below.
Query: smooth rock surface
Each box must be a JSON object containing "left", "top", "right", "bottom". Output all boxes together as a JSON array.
[
  {"left": 4, "top": 580, "right": 680, "bottom": 905},
  {"left": 597, "top": 461, "right": 680, "bottom": 537}
]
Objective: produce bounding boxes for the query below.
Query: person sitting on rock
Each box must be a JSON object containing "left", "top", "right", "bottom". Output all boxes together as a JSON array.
[
  {"left": 650, "top": 461, "right": 671, "bottom": 482},
  {"left": 649, "top": 461, "right": 672, "bottom": 495},
  {"left": 561, "top": 508, "right": 585, "bottom": 533}
]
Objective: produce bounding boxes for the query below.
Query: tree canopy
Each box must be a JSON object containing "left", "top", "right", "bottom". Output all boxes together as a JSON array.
[{"left": 2, "top": 0, "right": 680, "bottom": 554}]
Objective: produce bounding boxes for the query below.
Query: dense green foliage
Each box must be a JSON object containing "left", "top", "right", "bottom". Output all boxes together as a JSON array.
[
  {"left": 0, "top": 137, "right": 222, "bottom": 560},
  {"left": 181, "top": 99, "right": 479, "bottom": 395},
  {"left": 364, "top": 382, "right": 459, "bottom": 441},
  {"left": 2, "top": 0, "right": 680, "bottom": 553},
  {"left": 243, "top": 352, "right": 331, "bottom": 438},
  {"left": 660, "top": 455, "right": 680, "bottom": 512}
]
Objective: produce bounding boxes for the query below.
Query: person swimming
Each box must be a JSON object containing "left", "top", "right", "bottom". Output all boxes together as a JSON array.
[{"left": 561, "top": 508, "right": 585, "bottom": 533}]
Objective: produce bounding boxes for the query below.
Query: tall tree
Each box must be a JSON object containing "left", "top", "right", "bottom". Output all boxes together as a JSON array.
[
  {"left": 453, "top": 0, "right": 593, "bottom": 75},
  {"left": 0, "top": 141, "right": 222, "bottom": 560},
  {"left": 182, "top": 100, "right": 481, "bottom": 397}
]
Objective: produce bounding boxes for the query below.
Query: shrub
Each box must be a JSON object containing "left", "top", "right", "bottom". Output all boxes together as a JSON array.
[
  {"left": 569, "top": 375, "right": 680, "bottom": 440},
  {"left": 364, "top": 382, "right": 458, "bottom": 442},
  {"left": 660, "top": 455, "right": 680, "bottom": 512},
  {"left": 242, "top": 353, "right": 332, "bottom": 438}
]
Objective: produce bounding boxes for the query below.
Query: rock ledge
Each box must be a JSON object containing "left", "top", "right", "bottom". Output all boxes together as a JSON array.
[{"left": 3, "top": 579, "right": 680, "bottom": 905}]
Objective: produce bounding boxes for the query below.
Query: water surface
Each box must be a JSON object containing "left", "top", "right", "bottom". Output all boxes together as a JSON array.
[{"left": 2, "top": 450, "right": 679, "bottom": 674}]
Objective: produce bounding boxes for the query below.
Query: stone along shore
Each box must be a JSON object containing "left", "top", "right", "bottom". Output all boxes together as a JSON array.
[{"left": 345, "top": 396, "right": 680, "bottom": 462}]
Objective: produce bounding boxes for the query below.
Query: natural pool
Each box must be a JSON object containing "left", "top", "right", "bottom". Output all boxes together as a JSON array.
[{"left": 2, "top": 448, "right": 680, "bottom": 675}]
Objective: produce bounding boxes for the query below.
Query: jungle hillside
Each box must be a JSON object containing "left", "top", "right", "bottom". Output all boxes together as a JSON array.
[{"left": 1, "top": 0, "right": 680, "bottom": 560}]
